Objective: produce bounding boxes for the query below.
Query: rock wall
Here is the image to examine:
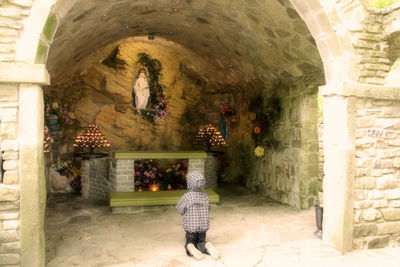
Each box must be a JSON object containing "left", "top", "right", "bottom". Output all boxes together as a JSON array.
[{"left": 45, "top": 40, "right": 237, "bottom": 155}]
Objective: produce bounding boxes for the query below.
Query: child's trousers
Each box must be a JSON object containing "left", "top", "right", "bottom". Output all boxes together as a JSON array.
[{"left": 185, "top": 231, "right": 207, "bottom": 256}]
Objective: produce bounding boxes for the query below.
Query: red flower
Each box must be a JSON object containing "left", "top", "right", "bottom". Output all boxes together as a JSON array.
[{"left": 254, "top": 127, "right": 261, "bottom": 134}]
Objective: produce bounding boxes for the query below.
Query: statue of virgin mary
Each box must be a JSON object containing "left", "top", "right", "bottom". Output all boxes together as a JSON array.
[{"left": 133, "top": 68, "right": 150, "bottom": 110}]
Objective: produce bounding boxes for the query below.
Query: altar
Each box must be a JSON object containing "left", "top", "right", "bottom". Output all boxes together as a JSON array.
[{"left": 80, "top": 151, "right": 218, "bottom": 203}]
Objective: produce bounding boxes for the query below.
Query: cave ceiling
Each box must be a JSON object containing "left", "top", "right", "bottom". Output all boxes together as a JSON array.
[{"left": 47, "top": 0, "right": 324, "bottom": 89}]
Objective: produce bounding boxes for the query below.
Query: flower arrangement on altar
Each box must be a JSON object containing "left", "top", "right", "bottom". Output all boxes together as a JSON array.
[
  {"left": 220, "top": 103, "right": 237, "bottom": 125},
  {"left": 52, "top": 160, "right": 81, "bottom": 192},
  {"left": 162, "top": 159, "right": 188, "bottom": 190},
  {"left": 134, "top": 159, "right": 163, "bottom": 190}
]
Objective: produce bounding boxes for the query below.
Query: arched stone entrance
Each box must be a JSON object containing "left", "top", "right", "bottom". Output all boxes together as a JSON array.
[{"left": 1, "top": 0, "right": 400, "bottom": 265}]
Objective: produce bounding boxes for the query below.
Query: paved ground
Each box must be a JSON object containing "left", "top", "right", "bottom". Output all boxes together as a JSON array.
[{"left": 45, "top": 185, "right": 400, "bottom": 267}]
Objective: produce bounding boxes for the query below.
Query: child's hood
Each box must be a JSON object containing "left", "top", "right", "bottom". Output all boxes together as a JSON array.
[{"left": 187, "top": 170, "right": 205, "bottom": 192}]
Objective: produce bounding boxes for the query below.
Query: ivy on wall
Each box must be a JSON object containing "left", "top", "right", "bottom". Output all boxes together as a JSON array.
[
  {"left": 135, "top": 52, "right": 167, "bottom": 123},
  {"left": 249, "top": 93, "right": 282, "bottom": 150}
]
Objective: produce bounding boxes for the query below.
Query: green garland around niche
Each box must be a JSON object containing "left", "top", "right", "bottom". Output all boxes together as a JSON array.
[{"left": 136, "top": 52, "right": 167, "bottom": 123}]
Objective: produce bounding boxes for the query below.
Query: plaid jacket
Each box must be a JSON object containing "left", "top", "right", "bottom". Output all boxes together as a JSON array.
[{"left": 176, "top": 171, "right": 210, "bottom": 233}]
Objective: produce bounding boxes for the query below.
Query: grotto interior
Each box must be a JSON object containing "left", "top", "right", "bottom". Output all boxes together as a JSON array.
[{"left": 43, "top": 0, "right": 325, "bottom": 209}]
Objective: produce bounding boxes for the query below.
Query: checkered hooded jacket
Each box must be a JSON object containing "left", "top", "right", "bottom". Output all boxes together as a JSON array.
[{"left": 176, "top": 170, "right": 210, "bottom": 233}]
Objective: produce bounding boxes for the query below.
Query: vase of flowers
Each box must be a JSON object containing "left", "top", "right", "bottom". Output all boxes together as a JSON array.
[
  {"left": 220, "top": 103, "right": 237, "bottom": 126},
  {"left": 134, "top": 159, "right": 163, "bottom": 190}
]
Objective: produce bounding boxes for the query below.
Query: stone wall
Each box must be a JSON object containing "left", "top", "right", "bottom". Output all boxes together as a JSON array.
[
  {"left": 0, "top": 84, "right": 20, "bottom": 266},
  {"left": 246, "top": 81, "right": 321, "bottom": 209},
  {"left": 0, "top": 0, "right": 32, "bottom": 62},
  {"left": 353, "top": 95, "right": 400, "bottom": 249},
  {"left": 353, "top": 12, "right": 390, "bottom": 85}
]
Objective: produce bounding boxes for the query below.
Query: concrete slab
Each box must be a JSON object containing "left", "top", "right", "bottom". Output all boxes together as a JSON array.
[{"left": 45, "top": 185, "right": 400, "bottom": 267}]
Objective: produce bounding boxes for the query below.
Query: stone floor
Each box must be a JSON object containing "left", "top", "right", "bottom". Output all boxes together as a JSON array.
[{"left": 45, "top": 185, "right": 400, "bottom": 267}]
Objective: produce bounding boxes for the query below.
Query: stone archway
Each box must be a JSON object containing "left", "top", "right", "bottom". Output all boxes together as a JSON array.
[{"left": 2, "top": 0, "right": 393, "bottom": 265}]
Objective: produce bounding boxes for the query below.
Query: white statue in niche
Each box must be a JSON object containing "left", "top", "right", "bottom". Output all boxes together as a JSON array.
[{"left": 133, "top": 68, "right": 150, "bottom": 110}]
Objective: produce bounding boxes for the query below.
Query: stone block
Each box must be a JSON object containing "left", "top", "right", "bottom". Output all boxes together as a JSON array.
[
  {"left": 2, "top": 170, "right": 18, "bottom": 184},
  {"left": 0, "top": 242, "right": 20, "bottom": 253},
  {"left": 0, "top": 140, "right": 18, "bottom": 152},
  {"left": 356, "top": 168, "right": 368, "bottom": 177},
  {"left": 389, "top": 200, "right": 400, "bottom": 207},
  {"left": 0, "top": 122, "right": 17, "bottom": 140},
  {"left": 394, "top": 157, "right": 400, "bottom": 168},
  {"left": 354, "top": 209, "right": 362, "bottom": 223},
  {"left": 356, "top": 158, "right": 371, "bottom": 168},
  {"left": 356, "top": 137, "right": 374, "bottom": 149},
  {"left": 0, "top": 108, "right": 17, "bottom": 122},
  {"left": 0, "top": 84, "right": 18, "bottom": 101},
  {"left": 382, "top": 107, "right": 400, "bottom": 118},
  {"left": 374, "top": 159, "right": 393, "bottom": 169},
  {"left": 362, "top": 208, "right": 381, "bottom": 221},
  {"left": 8, "top": 0, "right": 33, "bottom": 7},
  {"left": 0, "top": 187, "right": 19, "bottom": 202},
  {"left": 354, "top": 200, "right": 372, "bottom": 209},
  {"left": 377, "top": 222, "right": 400, "bottom": 235},
  {"left": 355, "top": 177, "right": 376, "bottom": 189},
  {"left": 361, "top": 74, "right": 381, "bottom": 85},
  {"left": 355, "top": 190, "right": 368, "bottom": 200},
  {"left": 0, "top": 230, "right": 18, "bottom": 243},
  {"left": 3, "top": 220, "right": 19, "bottom": 230},
  {"left": 370, "top": 169, "right": 383, "bottom": 177},
  {"left": 353, "top": 223, "right": 377, "bottom": 237},
  {"left": 357, "top": 116, "right": 376, "bottom": 128},
  {"left": 2, "top": 160, "right": 17, "bottom": 171},
  {"left": 369, "top": 190, "right": 384, "bottom": 200},
  {"left": 1, "top": 151, "right": 18, "bottom": 160},
  {"left": 381, "top": 208, "right": 400, "bottom": 221},
  {"left": 376, "top": 175, "right": 397, "bottom": 189},
  {"left": 368, "top": 236, "right": 389, "bottom": 249},
  {"left": 0, "top": 253, "right": 20, "bottom": 265},
  {"left": 373, "top": 199, "right": 388, "bottom": 208},
  {"left": 384, "top": 189, "right": 400, "bottom": 200},
  {"left": 376, "top": 118, "right": 395, "bottom": 128}
]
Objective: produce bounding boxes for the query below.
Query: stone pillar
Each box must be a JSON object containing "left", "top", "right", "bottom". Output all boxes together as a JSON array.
[
  {"left": 204, "top": 153, "right": 218, "bottom": 190},
  {"left": 110, "top": 158, "right": 135, "bottom": 192},
  {"left": 81, "top": 159, "right": 90, "bottom": 199},
  {"left": 320, "top": 84, "right": 356, "bottom": 254},
  {"left": 188, "top": 158, "right": 205, "bottom": 177},
  {"left": 19, "top": 84, "right": 46, "bottom": 267},
  {"left": 88, "top": 157, "right": 110, "bottom": 202}
]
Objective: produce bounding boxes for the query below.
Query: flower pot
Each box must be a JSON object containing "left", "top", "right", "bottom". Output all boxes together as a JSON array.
[{"left": 314, "top": 204, "right": 323, "bottom": 238}]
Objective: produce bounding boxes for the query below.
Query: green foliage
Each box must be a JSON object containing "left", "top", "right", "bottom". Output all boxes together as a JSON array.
[
  {"left": 317, "top": 94, "right": 324, "bottom": 118},
  {"left": 368, "top": 0, "right": 400, "bottom": 8}
]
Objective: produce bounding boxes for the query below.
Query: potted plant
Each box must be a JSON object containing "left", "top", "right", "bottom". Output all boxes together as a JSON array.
[{"left": 314, "top": 191, "right": 323, "bottom": 238}]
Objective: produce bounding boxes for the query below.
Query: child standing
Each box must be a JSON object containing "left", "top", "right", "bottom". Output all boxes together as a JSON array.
[{"left": 176, "top": 170, "right": 219, "bottom": 260}]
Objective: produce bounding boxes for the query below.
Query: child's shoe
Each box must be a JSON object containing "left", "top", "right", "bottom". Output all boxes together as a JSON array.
[
  {"left": 187, "top": 243, "right": 204, "bottom": 260},
  {"left": 205, "top": 242, "right": 220, "bottom": 259}
]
